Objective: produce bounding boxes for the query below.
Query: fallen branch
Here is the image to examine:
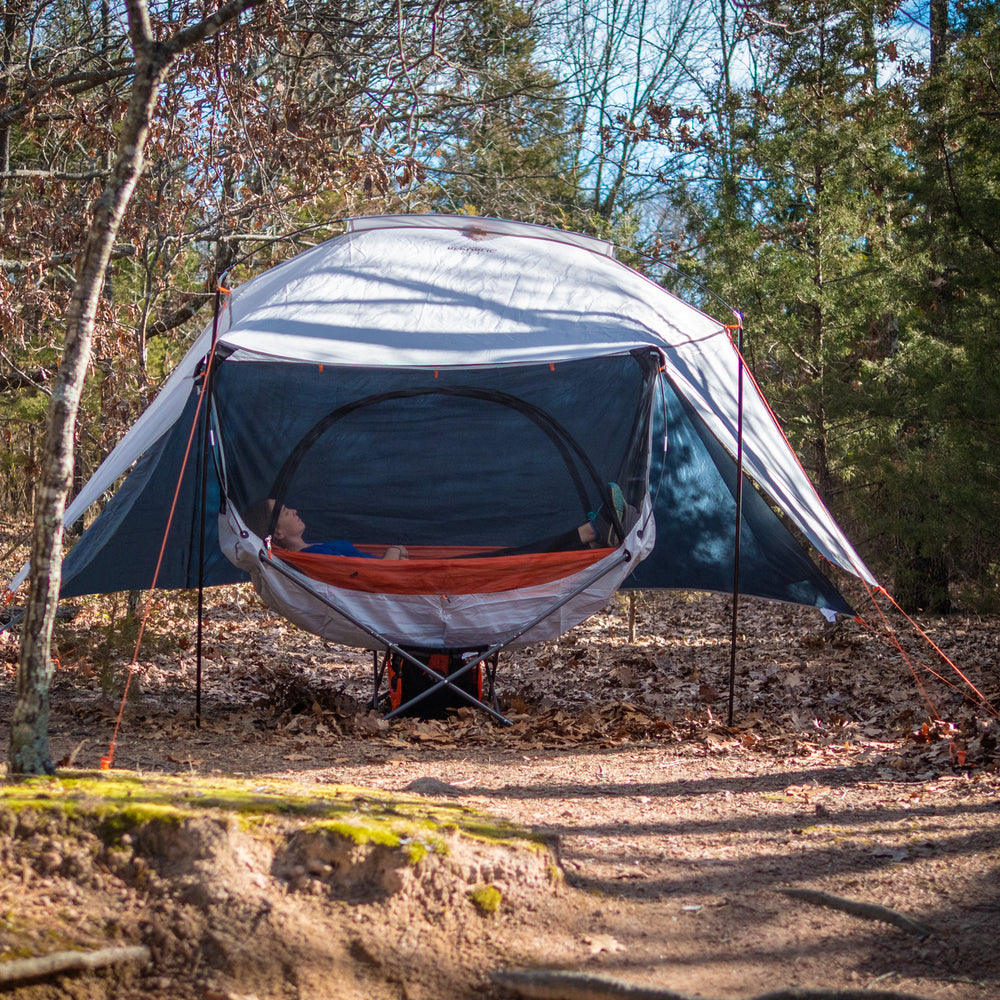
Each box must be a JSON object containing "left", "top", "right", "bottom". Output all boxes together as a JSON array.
[
  {"left": 0, "top": 945, "right": 151, "bottom": 986},
  {"left": 755, "top": 991, "right": 936, "bottom": 1000},
  {"left": 778, "top": 888, "right": 934, "bottom": 938},
  {"left": 492, "top": 970, "right": 937, "bottom": 1000}
]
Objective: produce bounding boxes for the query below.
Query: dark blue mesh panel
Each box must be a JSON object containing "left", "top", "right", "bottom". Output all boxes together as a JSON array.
[
  {"left": 59, "top": 349, "right": 849, "bottom": 615},
  {"left": 60, "top": 393, "right": 245, "bottom": 597},
  {"left": 217, "top": 353, "right": 657, "bottom": 549},
  {"left": 624, "top": 377, "right": 851, "bottom": 613}
]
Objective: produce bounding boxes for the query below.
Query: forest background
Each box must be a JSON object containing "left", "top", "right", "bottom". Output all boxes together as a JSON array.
[{"left": 1, "top": 0, "right": 998, "bottom": 621}]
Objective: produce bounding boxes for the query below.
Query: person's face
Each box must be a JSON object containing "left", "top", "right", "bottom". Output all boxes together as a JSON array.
[{"left": 268, "top": 501, "right": 304, "bottom": 542}]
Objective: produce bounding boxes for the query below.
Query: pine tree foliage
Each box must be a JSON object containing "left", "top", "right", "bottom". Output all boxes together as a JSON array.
[
  {"left": 677, "top": 1, "right": 915, "bottom": 494},
  {"left": 874, "top": 0, "right": 1000, "bottom": 608}
]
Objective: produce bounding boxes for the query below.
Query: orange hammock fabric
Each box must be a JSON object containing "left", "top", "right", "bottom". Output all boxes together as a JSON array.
[{"left": 271, "top": 544, "right": 615, "bottom": 595}]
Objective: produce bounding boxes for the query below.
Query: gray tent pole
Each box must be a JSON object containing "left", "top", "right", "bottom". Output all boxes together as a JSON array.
[{"left": 727, "top": 318, "right": 746, "bottom": 728}]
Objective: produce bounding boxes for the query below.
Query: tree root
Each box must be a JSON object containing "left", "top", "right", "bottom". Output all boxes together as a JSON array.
[
  {"left": 0, "top": 944, "right": 151, "bottom": 986},
  {"left": 778, "top": 888, "right": 934, "bottom": 938},
  {"left": 492, "top": 970, "right": 937, "bottom": 1000}
]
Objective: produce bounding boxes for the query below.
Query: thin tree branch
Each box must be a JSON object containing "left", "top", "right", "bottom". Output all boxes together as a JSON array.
[
  {"left": 0, "top": 945, "right": 151, "bottom": 986},
  {"left": 778, "top": 887, "right": 934, "bottom": 938},
  {"left": 165, "top": 0, "right": 268, "bottom": 57},
  {"left": 0, "top": 168, "right": 110, "bottom": 181},
  {"left": 493, "top": 969, "right": 936, "bottom": 1000},
  {"left": 146, "top": 291, "right": 213, "bottom": 337},
  {"left": 0, "top": 349, "right": 52, "bottom": 396},
  {"left": 0, "top": 246, "right": 135, "bottom": 273},
  {"left": 0, "top": 67, "right": 132, "bottom": 131}
]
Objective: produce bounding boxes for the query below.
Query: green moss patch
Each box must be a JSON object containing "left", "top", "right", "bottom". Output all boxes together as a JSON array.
[
  {"left": 1, "top": 770, "right": 545, "bottom": 858},
  {"left": 468, "top": 884, "right": 503, "bottom": 915},
  {"left": 302, "top": 818, "right": 402, "bottom": 848}
]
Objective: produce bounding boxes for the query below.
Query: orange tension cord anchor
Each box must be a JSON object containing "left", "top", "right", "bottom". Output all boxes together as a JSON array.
[
  {"left": 841, "top": 574, "right": 998, "bottom": 772},
  {"left": 101, "top": 281, "right": 230, "bottom": 770}
]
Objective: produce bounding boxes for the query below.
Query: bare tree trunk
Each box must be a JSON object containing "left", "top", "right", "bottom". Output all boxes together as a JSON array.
[
  {"left": 0, "top": 2, "right": 16, "bottom": 207},
  {"left": 930, "top": 0, "right": 948, "bottom": 73},
  {"left": 8, "top": 0, "right": 262, "bottom": 776},
  {"left": 894, "top": 541, "right": 951, "bottom": 615},
  {"left": 9, "top": 6, "right": 167, "bottom": 776}
]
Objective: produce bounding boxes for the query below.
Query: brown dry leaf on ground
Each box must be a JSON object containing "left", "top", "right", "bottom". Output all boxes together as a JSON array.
[{"left": 1, "top": 583, "right": 998, "bottom": 1000}]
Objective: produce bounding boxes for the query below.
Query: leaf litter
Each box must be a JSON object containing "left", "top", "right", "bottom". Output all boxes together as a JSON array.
[{"left": 0, "top": 584, "right": 998, "bottom": 999}]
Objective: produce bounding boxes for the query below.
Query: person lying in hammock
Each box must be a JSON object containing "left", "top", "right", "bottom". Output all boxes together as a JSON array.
[
  {"left": 245, "top": 485, "right": 629, "bottom": 560},
  {"left": 245, "top": 499, "right": 409, "bottom": 560}
]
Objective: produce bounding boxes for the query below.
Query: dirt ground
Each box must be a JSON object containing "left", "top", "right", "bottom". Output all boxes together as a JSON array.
[{"left": 1, "top": 586, "right": 999, "bottom": 1000}]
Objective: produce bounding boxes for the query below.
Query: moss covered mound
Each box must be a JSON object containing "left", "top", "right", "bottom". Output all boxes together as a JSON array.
[
  {"left": 0, "top": 769, "right": 559, "bottom": 905},
  {"left": 0, "top": 770, "right": 565, "bottom": 999}
]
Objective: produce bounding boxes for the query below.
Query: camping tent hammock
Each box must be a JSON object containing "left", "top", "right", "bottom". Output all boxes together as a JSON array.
[
  {"left": 4, "top": 215, "right": 876, "bottom": 721},
  {"left": 216, "top": 350, "right": 661, "bottom": 720}
]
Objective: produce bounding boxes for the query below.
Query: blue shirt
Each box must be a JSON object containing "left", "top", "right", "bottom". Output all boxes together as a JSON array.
[{"left": 301, "top": 540, "right": 375, "bottom": 559}]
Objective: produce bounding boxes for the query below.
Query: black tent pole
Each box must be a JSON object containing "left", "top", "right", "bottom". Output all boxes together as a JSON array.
[
  {"left": 631, "top": 241, "right": 747, "bottom": 725},
  {"left": 194, "top": 285, "right": 226, "bottom": 728},
  {"left": 195, "top": 409, "right": 209, "bottom": 729},
  {"left": 727, "top": 318, "right": 746, "bottom": 728}
]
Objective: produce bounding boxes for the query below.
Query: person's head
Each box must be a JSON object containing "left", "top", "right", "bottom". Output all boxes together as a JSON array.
[{"left": 243, "top": 498, "right": 305, "bottom": 548}]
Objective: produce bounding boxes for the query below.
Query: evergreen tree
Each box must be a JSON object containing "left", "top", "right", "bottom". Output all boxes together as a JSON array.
[
  {"left": 684, "top": 0, "right": 915, "bottom": 501},
  {"left": 877, "top": 0, "right": 1000, "bottom": 609},
  {"left": 664, "top": 0, "right": 1000, "bottom": 611}
]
